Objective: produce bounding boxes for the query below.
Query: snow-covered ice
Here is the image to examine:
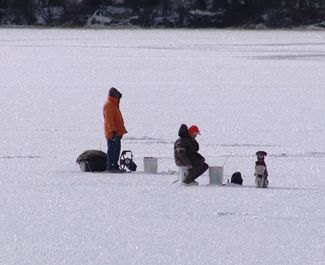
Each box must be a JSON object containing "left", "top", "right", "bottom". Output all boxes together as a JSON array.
[{"left": 0, "top": 28, "right": 325, "bottom": 265}]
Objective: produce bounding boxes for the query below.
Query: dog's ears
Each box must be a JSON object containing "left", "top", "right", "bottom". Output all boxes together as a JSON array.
[{"left": 256, "top": 151, "right": 267, "bottom": 156}]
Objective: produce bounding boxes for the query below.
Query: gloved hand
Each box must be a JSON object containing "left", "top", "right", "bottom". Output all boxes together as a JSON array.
[{"left": 111, "top": 131, "right": 118, "bottom": 141}]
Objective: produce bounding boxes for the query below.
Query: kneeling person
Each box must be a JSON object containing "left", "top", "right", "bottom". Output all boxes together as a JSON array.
[{"left": 174, "top": 124, "right": 209, "bottom": 185}]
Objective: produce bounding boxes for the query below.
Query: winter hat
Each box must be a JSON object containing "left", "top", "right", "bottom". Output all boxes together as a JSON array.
[
  {"left": 108, "top": 87, "right": 122, "bottom": 99},
  {"left": 178, "top": 124, "right": 189, "bottom": 138},
  {"left": 188, "top": 125, "right": 200, "bottom": 135}
]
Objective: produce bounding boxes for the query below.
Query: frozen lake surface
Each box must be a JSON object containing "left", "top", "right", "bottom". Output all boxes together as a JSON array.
[{"left": 0, "top": 28, "right": 325, "bottom": 265}]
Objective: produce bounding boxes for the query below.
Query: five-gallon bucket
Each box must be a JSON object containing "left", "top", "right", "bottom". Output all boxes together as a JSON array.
[
  {"left": 143, "top": 157, "right": 158, "bottom": 174},
  {"left": 178, "top": 166, "right": 189, "bottom": 185},
  {"left": 209, "top": 166, "right": 223, "bottom": 185}
]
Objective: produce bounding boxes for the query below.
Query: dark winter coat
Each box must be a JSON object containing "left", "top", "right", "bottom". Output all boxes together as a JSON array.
[{"left": 174, "top": 124, "right": 205, "bottom": 167}]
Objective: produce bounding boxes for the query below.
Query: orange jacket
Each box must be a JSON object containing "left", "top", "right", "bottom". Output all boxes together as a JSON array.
[{"left": 103, "top": 96, "right": 127, "bottom": 139}]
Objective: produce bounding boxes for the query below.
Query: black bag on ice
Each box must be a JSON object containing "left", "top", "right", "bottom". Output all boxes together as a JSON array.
[
  {"left": 231, "top": 172, "right": 243, "bottom": 185},
  {"left": 76, "top": 150, "right": 107, "bottom": 172}
]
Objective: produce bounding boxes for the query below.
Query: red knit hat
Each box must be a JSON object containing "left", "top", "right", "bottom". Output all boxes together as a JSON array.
[{"left": 188, "top": 125, "right": 200, "bottom": 135}]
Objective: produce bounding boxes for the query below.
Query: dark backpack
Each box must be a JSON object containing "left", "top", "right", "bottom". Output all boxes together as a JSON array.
[
  {"left": 231, "top": 172, "right": 243, "bottom": 185},
  {"left": 76, "top": 150, "right": 107, "bottom": 172}
]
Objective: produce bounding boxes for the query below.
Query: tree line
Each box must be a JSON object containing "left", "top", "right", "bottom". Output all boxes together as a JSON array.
[
  {"left": 1, "top": 0, "right": 325, "bottom": 9},
  {"left": 1, "top": 0, "right": 325, "bottom": 26}
]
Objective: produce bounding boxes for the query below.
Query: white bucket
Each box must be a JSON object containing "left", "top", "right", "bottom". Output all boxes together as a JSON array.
[
  {"left": 178, "top": 166, "right": 189, "bottom": 185},
  {"left": 143, "top": 157, "right": 158, "bottom": 174},
  {"left": 209, "top": 166, "right": 223, "bottom": 185}
]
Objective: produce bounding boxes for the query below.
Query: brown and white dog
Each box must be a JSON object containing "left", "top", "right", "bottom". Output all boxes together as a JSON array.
[{"left": 254, "top": 151, "right": 269, "bottom": 188}]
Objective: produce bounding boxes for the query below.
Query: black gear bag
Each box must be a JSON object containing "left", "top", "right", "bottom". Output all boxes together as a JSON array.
[
  {"left": 231, "top": 172, "right": 243, "bottom": 185},
  {"left": 76, "top": 150, "right": 107, "bottom": 172}
]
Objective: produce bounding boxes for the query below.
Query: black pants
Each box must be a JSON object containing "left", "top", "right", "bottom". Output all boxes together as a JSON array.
[
  {"left": 107, "top": 136, "right": 121, "bottom": 170},
  {"left": 184, "top": 162, "right": 209, "bottom": 184}
]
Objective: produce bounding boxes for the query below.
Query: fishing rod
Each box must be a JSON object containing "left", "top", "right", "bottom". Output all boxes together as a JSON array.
[{"left": 222, "top": 152, "right": 232, "bottom": 167}]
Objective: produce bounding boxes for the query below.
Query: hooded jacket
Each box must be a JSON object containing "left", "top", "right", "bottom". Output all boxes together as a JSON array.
[
  {"left": 103, "top": 88, "right": 127, "bottom": 139},
  {"left": 174, "top": 124, "right": 205, "bottom": 167}
]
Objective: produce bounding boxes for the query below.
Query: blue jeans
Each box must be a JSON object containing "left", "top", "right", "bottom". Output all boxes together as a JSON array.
[{"left": 107, "top": 136, "right": 121, "bottom": 171}]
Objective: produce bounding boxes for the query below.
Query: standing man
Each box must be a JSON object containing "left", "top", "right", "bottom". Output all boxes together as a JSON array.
[
  {"left": 103, "top": 87, "right": 127, "bottom": 172},
  {"left": 174, "top": 124, "right": 209, "bottom": 185}
]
